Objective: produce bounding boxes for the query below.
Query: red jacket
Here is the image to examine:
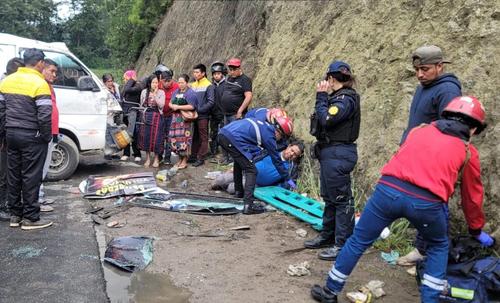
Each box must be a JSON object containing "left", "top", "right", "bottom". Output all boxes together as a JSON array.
[
  {"left": 49, "top": 83, "right": 59, "bottom": 135},
  {"left": 380, "top": 123, "right": 485, "bottom": 231},
  {"left": 160, "top": 81, "right": 179, "bottom": 117}
]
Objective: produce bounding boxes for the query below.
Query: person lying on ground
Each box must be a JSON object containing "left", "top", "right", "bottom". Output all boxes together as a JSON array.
[
  {"left": 212, "top": 140, "right": 305, "bottom": 193},
  {"left": 310, "top": 96, "right": 495, "bottom": 303}
]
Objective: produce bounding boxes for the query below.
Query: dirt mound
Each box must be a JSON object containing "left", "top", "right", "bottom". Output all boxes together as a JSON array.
[{"left": 136, "top": 0, "right": 500, "bottom": 242}]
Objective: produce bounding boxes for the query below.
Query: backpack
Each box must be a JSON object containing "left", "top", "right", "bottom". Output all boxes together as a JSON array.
[{"left": 416, "top": 236, "right": 500, "bottom": 302}]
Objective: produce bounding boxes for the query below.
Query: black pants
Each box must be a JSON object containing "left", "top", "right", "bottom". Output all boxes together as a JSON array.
[
  {"left": 217, "top": 134, "right": 256, "bottom": 205},
  {"left": 6, "top": 128, "right": 48, "bottom": 221},
  {"left": 0, "top": 148, "right": 7, "bottom": 212},
  {"left": 319, "top": 144, "right": 357, "bottom": 248},
  {"left": 209, "top": 113, "right": 223, "bottom": 154},
  {"left": 123, "top": 114, "right": 141, "bottom": 157}
]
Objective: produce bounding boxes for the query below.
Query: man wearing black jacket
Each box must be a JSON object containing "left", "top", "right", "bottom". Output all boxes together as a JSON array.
[
  {"left": 208, "top": 61, "right": 227, "bottom": 157},
  {"left": 120, "top": 70, "right": 143, "bottom": 162}
]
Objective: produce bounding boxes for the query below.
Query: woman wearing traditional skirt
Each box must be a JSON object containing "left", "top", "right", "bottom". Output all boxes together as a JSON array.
[
  {"left": 137, "top": 75, "right": 166, "bottom": 168},
  {"left": 168, "top": 74, "right": 198, "bottom": 169}
]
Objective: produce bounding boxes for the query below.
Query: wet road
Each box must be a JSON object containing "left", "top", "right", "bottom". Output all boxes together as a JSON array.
[{"left": 0, "top": 159, "right": 136, "bottom": 303}]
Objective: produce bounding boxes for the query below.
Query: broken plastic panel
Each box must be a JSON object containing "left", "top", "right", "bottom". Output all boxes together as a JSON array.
[{"left": 104, "top": 236, "right": 154, "bottom": 272}]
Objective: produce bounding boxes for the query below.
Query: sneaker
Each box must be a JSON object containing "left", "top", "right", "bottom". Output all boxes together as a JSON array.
[
  {"left": 192, "top": 159, "right": 204, "bottom": 167},
  {"left": 187, "top": 156, "right": 197, "bottom": 164},
  {"left": 396, "top": 248, "right": 425, "bottom": 266},
  {"left": 21, "top": 219, "right": 53, "bottom": 230},
  {"left": 120, "top": 155, "right": 129, "bottom": 161},
  {"left": 134, "top": 157, "right": 142, "bottom": 162},
  {"left": 318, "top": 246, "right": 341, "bottom": 261},
  {"left": 39, "top": 198, "right": 55, "bottom": 205},
  {"left": 242, "top": 203, "right": 266, "bottom": 215},
  {"left": 10, "top": 216, "right": 22, "bottom": 227},
  {"left": 40, "top": 205, "right": 54, "bottom": 212}
]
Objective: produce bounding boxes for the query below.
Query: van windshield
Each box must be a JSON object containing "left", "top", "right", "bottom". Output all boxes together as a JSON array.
[{"left": 44, "top": 51, "right": 89, "bottom": 88}]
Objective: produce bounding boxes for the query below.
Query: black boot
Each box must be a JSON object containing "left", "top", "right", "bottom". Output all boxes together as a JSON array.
[
  {"left": 242, "top": 202, "right": 266, "bottom": 215},
  {"left": 232, "top": 191, "right": 244, "bottom": 198},
  {"left": 311, "top": 285, "right": 337, "bottom": 303},
  {"left": 304, "top": 234, "right": 334, "bottom": 249}
]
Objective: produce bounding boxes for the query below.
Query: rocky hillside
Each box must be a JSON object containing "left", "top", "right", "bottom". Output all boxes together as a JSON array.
[{"left": 136, "top": 0, "right": 500, "bottom": 239}]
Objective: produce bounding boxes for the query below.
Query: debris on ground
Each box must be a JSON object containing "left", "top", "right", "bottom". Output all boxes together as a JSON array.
[
  {"left": 11, "top": 246, "right": 46, "bottom": 258},
  {"left": 295, "top": 228, "right": 308, "bottom": 238},
  {"left": 380, "top": 250, "right": 399, "bottom": 265},
  {"left": 106, "top": 221, "right": 126, "bottom": 228},
  {"left": 360, "top": 280, "right": 385, "bottom": 298},
  {"left": 91, "top": 214, "right": 106, "bottom": 225},
  {"left": 286, "top": 261, "right": 311, "bottom": 276},
  {"left": 230, "top": 225, "right": 251, "bottom": 231},
  {"left": 181, "top": 180, "right": 188, "bottom": 189},
  {"left": 80, "top": 172, "right": 158, "bottom": 199},
  {"left": 406, "top": 266, "right": 417, "bottom": 276},
  {"left": 346, "top": 291, "right": 372, "bottom": 303},
  {"left": 205, "top": 171, "right": 222, "bottom": 179},
  {"left": 104, "top": 236, "right": 154, "bottom": 272}
]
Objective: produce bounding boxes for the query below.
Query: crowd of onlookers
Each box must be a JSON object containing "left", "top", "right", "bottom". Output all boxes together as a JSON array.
[{"left": 104, "top": 59, "right": 258, "bottom": 169}]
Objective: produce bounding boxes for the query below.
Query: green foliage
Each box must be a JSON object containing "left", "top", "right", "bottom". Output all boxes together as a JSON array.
[
  {"left": 374, "top": 218, "right": 414, "bottom": 256},
  {"left": 296, "top": 153, "right": 321, "bottom": 200},
  {"left": 0, "top": 0, "right": 61, "bottom": 42}
]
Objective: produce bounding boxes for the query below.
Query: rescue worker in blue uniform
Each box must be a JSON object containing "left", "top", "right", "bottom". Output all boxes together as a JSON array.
[
  {"left": 245, "top": 107, "right": 289, "bottom": 151},
  {"left": 218, "top": 116, "right": 293, "bottom": 214},
  {"left": 304, "top": 60, "right": 361, "bottom": 261}
]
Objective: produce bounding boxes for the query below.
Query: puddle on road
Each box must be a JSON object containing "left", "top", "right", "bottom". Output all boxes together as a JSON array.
[{"left": 96, "top": 229, "right": 191, "bottom": 303}]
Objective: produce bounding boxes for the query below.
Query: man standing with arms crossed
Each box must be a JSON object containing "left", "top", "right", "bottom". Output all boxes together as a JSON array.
[
  {"left": 219, "top": 58, "right": 253, "bottom": 165},
  {"left": 0, "top": 49, "right": 53, "bottom": 230},
  {"left": 398, "top": 45, "right": 462, "bottom": 265}
]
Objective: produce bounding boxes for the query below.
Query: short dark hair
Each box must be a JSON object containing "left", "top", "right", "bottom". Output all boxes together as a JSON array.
[
  {"left": 6, "top": 57, "right": 24, "bottom": 75},
  {"left": 23, "top": 48, "right": 45, "bottom": 66},
  {"left": 289, "top": 139, "right": 305, "bottom": 156},
  {"left": 44, "top": 58, "right": 58, "bottom": 68},
  {"left": 102, "top": 73, "right": 114, "bottom": 83},
  {"left": 193, "top": 64, "right": 207, "bottom": 74},
  {"left": 179, "top": 74, "right": 190, "bottom": 82},
  {"left": 328, "top": 72, "right": 357, "bottom": 89}
]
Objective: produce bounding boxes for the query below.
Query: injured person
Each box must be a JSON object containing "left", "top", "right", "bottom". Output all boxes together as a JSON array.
[{"left": 212, "top": 140, "right": 305, "bottom": 193}]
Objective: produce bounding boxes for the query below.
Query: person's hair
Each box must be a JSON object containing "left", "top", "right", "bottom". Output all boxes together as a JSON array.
[
  {"left": 193, "top": 64, "right": 207, "bottom": 74},
  {"left": 179, "top": 74, "right": 190, "bottom": 83},
  {"left": 23, "top": 48, "right": 45, "bottom": 66},
  {"left": 328, "top": 72, "right": 357, "bottom": 89},
  {"left": 289, "top": 139, "right": 305, "bottom": 156},
  {"left": 144, "top": 74, "right": 158, "bottom": 100},
  {"left": 44, "top": 58, "right": 58, "bottom": 68},
  {"left": 102, "top": 73, "right": 114, "bottom": 83},
  {"left": 6, "top": 57, "right": 24, "bottom": 75}
]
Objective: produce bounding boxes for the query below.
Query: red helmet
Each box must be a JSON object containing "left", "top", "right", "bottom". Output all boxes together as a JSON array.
[
  {"left": 442, "top": 96, "right": 486, "bottom": 134},
  {"left": 226, "top": 58, "right": 241, "bottom": 67},
  {"left": 274, "top": 116, "right": 293, "bottom": 137},
  {"left": 266, "top": 108, "right": 288, "bottom": 123}
]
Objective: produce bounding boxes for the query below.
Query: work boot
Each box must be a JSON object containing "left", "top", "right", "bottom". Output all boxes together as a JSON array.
[
  {"left": 396, "top": 248, "right": 425, "bottom": 266},
  {"left": 311, "top": 285, "right": 338, "bottom": 303},
  {"left": 304, "top": 234, "right": 334, "bottom": 249},
  {"left": 40, "top": 205, "right": 54, "bottom": 212},
  {"left": 232, "top": 191, "right": 244, "bottom": 199},
  {"left": 21, "top": 219, "right": 53, "bottom": 230},
  {"left": 242, "top": 203, "right": 266, "bottom": 215},
  {"left": 192, "top": 159, "right": 204, "bottom": 167},
  {"left": 187, "top": 156, "right": 197, "bottom": 164},
  {"left": 39, "top": 198, "right": 55, "bottom": 205},
  {"left": 0, "top": 210, "right": 10, "bottom": 222},
  {"left": 10, "top": 216, "right": 22, "bottom": 228},
  {"left": 319, "top": 246, "right": 341, "bottom": 261}
]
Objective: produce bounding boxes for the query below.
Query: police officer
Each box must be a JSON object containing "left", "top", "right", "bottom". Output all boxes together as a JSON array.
[
  {"left": 304, "top": 60, "right": 361, "bottom": 261},
  {"left": 0, "top": 49, "right": 53, "bottom": 230}
]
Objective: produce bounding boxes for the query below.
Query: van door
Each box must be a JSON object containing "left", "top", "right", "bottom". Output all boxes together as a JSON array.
[
  {"left": 0, "top": 44, "right": 16, "bottom": 75},
  {"left": 43, "top": 50, "right": 107, "bottom": 150}
]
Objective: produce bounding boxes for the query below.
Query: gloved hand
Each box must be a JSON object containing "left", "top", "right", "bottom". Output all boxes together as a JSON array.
[
  {"left": 475, "top": 231, "right": 495, "bottom": 247},
  {"left": 287, "top": 179, "right": 297, "bottom": 190}
]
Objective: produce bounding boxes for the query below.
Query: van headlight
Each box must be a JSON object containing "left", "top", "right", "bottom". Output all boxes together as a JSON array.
[{"left": 106, "top": 92, "right": 123, "bottom": 113}]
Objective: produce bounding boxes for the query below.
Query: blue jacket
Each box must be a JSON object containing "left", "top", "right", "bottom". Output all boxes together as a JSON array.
[
  {"left": 256, "top": 155, "right": 291, "bottom": 186},
  {"left": 401, "top": 73, "right": 461, "bottom": 143},
  {"left": 191, "top": 77, "right": 215, "bottom": 119},
  {"left": 219, "top": 118, "right": 288, "bottom": 179},
  {"left": 245, "top": 107, "right": 268, "bottom": 122}
]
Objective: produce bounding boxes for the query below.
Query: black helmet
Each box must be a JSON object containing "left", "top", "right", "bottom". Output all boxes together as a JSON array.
[
  {"left": 154, "top": 64, "right": 173, "bottom": 78},
  {"left": 210, "top": 61, "right": 227, "bottom": 75}
]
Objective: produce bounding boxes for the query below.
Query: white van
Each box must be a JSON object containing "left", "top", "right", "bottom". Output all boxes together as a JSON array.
[{"left": 0, "top": 33, "right": 122, "bottom": 180}]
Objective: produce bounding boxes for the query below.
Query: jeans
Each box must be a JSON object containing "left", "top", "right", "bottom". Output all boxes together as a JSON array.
[
  {"left": 123, "top": 113, "right": 141, "bottom": 157},
  {"left": 319, "top": 144, "right": 357, "bottom": 247},
  {"left": 209, "top": 113, "right": 223, "bottom": 154},
  {"left": 218, "top": 134, "right": 257, "bottom": 205},
  {"left": 326, "top": 183, "right": 449, "bottom": 303}
]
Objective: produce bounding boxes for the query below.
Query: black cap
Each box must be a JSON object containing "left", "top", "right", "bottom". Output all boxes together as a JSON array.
[{"left": 23, "top": 48, "right": 45, "bottom": 66}]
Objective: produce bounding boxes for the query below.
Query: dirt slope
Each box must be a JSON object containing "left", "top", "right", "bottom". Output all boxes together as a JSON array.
[{"left": 136, "top": 0, "right": 500, "bottom": 241}]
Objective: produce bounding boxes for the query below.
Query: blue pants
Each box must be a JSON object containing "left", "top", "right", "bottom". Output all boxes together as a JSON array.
[
  {"left": 326, "top": 183, "right": 448, "bottom": 303},
  {"left": 319, "top": 144, "right": 357, "bottom": 247}
]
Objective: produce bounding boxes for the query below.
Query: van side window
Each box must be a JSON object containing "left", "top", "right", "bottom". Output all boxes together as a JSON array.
[{"left": 44, "top": 51, "right": 89, "bottom": 88}]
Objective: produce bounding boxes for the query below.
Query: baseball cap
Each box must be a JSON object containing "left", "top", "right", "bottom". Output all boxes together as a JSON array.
[
  {"left": 226, "top": 58, "right": 241, "bottom": 67},
  {"left": 327, "top": 60, "right": 351, "bottom": 75},
  {"left": 412, "top": 45, "right": 451, "bottom": 65}
]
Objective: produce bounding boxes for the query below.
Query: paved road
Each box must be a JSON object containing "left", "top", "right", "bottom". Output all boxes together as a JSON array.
[{"left": 0, "top": 161, "right": 121, "bottom": 303}]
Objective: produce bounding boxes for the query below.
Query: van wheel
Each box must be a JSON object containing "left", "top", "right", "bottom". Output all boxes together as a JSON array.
[{"left": 46, "top": 136, "right": 79, "bottom": 181}]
